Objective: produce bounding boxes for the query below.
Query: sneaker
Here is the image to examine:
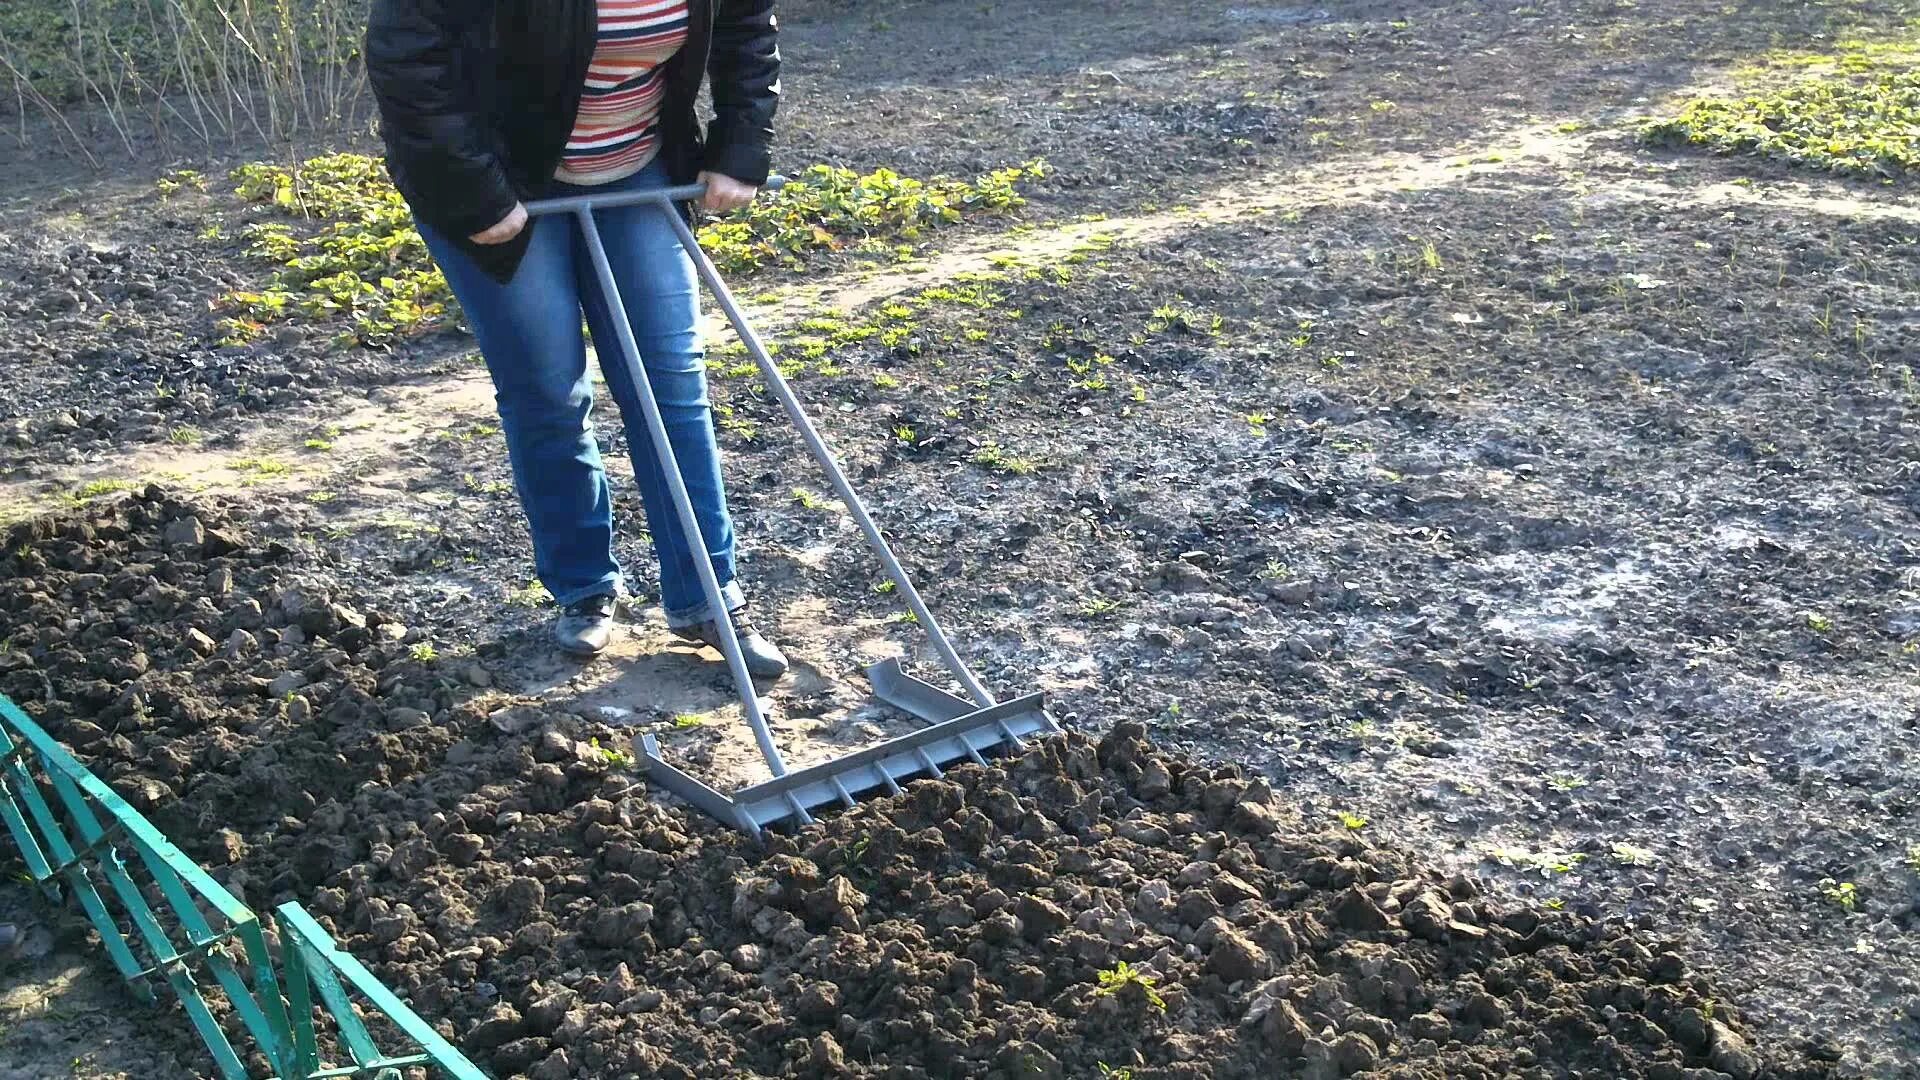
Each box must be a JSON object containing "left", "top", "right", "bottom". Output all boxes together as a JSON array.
[
  {"left": 554, "top": 592, "right": 617, "bottom": 657},
  {"left": 671, "top": 607, "right": 789, "bottom": 679}
]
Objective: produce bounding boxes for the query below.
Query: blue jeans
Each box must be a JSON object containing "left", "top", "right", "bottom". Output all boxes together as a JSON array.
[{"left": 418, "top": 160, "right": 741, "bottom": 626}]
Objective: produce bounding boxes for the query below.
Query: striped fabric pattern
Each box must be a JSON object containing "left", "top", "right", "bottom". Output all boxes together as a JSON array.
[{"left": 554, "top": 0, "right": 691, "bottom": 185}]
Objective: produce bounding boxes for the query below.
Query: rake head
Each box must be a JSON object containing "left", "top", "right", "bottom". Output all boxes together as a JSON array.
[{"left": 635, "top": 660, "right": 1057, "bottom": 837}]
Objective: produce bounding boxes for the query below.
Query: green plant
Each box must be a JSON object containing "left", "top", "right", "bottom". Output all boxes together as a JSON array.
[
  {"left": 1611, "top": 842, "right": 1656, "bottom": 866},
  {"left": 1644, "top": 61, "right": 1920, "bottom": 179},
  {"left": 589, "top": 737, "right": 634, "bottom": 768},
  {"left": 1091, "top": 961, "right": 1166, "bottom": 1011},
  {"left": 506, "top": 581, "right": 552, "bottom": 608},
  {"left": 1806, "top": 611, "right": 1834, "bottom": 632},
  {"left": 1339, "top": 812, "right": 1368, "bottom": 831},
  {"left": 409, "top": 641, "right": 438, "bottom": 662},
  {"left": 1819, "top": 878, "right": 1858, "bottom": 909},
  {"left": 673, "top": 713, "right": 705, "bottom": 729},
  {"left": 973, "top": 441, "right": 1038, "bottom": 476},
  {"left": 167, "top": 425, "right": 202, "bottom": 445},
  {"left": 792, "top": 487, "right": 830, "bottom": 510}
]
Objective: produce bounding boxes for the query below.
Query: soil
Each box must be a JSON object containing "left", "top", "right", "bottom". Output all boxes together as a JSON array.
[
  {"left": 0, "top": 490, "right": 1845, "bottom": 1079},
  {"left": 2, "top": 0, "right": 1918, "bottom": 1077}
]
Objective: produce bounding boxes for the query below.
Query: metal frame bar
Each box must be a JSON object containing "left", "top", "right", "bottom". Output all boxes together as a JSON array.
[
  {"left": 522, "top": 177, "right": 1061, "bottom": 834},
  {"left": 0, "top": 692, "right": 491, "bottom": 1080}
]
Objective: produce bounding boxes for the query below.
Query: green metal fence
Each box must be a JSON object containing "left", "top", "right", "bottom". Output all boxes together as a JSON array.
[{"left": 0, "top": 691, "right": 488, "bottom": 1080}]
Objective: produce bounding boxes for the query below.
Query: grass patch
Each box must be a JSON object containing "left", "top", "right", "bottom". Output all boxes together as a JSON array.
[
  {"left": 216, "top": 153, "right": 1048, "bottom": 349},
  {"left": 1644, "top": 36, "right": 1920, "bottom": 180}
]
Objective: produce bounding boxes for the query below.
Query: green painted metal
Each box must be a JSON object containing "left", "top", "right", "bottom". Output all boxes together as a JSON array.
[{"left": 0, "top": 691, "right": 490, "bottom": 1080}]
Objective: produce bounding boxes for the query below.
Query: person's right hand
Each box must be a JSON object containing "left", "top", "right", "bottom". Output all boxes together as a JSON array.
[{"left": 469, "top": 202, "right": 527, "bottom": 245}]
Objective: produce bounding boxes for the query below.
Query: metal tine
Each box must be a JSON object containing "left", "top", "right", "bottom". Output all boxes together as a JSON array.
[
  {"left": 828, "top": 776, "right": 857, "bottom": 809},
  {"left": 783, "top": 792, "right": 815, "bottom": 827},
  {"left": 911, "top": 747, "right": 945, "bottom": 780}
]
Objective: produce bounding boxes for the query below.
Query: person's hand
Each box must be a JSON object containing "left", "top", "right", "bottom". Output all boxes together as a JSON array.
[
  {"left": 697, "top": 171, "right": 758, "bottom": 214},
  {"left": 469, "top": 202, "right": 528, "bottom": 245}
]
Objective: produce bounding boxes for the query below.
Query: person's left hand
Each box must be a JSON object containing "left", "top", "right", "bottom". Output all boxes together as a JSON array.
[{"left": 697, "top": 171, "right": 759, "bottom": 214}]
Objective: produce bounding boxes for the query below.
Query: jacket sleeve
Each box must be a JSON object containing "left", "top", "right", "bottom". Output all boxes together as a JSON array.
[
  {"left": 702, "top": 0, "right": 781, "bottom": 185},
  {"left": 365, "top": 0, "right": 519, "bottom": 239}
]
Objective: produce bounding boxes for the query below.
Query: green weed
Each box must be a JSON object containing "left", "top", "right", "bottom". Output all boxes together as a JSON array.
[
  {"left": 972, "top": 441, "right": 1038, "bottom": 476},
  {"left": 1092, "top": 961, "right": 1166, "bottom": 1011},
  {"left": 1644, "top": 57, "right": 1920, "bottom": 179}
]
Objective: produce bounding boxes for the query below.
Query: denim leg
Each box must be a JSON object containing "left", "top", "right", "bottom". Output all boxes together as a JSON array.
[
  {"left": 571, "top": 164, "right": 739, "bottom": 624},
  {"left": 418, "top": 219, "right": 622, "bottom": 606}
]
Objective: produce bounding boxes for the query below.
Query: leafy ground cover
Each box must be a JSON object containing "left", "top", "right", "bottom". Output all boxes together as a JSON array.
[
  {"left": 217, "top": 154, "right": 1048, "bottom": 347},
  {"left": 1644, "top": 27, "right": 1920, "bottom": 178}
]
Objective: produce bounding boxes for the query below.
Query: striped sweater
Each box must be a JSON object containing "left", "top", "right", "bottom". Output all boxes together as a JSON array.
[{"left": 553, "top": 0, "right": 690, "bottom": 185}]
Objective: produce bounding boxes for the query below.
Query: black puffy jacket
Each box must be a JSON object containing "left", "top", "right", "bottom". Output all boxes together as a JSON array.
[{"left": 365, "top": 0, "right": 780, "bottom": 282}]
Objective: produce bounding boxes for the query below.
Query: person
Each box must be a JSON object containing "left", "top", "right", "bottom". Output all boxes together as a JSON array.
[{"left": 364, "top": 0, "right": 788, "bottom": 675}]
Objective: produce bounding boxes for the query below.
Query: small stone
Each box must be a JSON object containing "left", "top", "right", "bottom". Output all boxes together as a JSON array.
[
  {"left": 1267, "top": 579, "right": 1315, "bottom": 605},
  {"left": 202, "top": 528, "right": 244, "bottom": 556},
  {"left": 1211, "top": 872, "right": 1262, "bottom": 905},
  {"left": 1231, "top": 800, "right": 1280, "bottom": 834},
  {"left": 529, "top": 1049, "right": 573, "bottom": 1080},
  {"left": 795, "top": 981, "right": 841, "bottom": 1023},
  {"left": 204, "top": 567, "right": 233, "bottom": 596},
  {"left": 386, "top": 707, "right": 429, "bottom": 730},
  {"left": 810, "top": 1033, "right": 846, "bottom": 1071},
  {"left": 525, "top": 990, "right": 575, "bottom": 1034},
  {"left": 1138, "top": 760, "right": 1172, "bottom": 798},
  {"left": 1332, "top": 1031, "right": 1380, "bottom": 1075},
  {"left": 1015, "top": 896, "right": 1070, "bottom": 939},
  {"left": 535, "top": 730, "right": 576, "bottom": 762},
  {"left": 163, "top": 515, "right": 206, "bottom": 551},
  {"left": 1261, "top": 998, "right": 1312, "bottom": 1055},
  {"left": 1330, "top": 886, "right": 1392, "bottom": 933},
  {"left": 213, "top": 829, "right": 247, "bottom": 864},
  {"left": 285, "top": 695, "right": 311, "bottom": 724},
  {"left": 1709, "top": 1021, "right": 1760, "bottom": 1080},
  {"left": 226, "top": 599, "right": 264, "bottom": 631},
  {"left": 730, "top": 944, "right": 766, "bottom": 972},
  {"left": 995, "top": 1041, "right": 1063, "bottom": 1080},
  {"left": 502, "top": 877, "right": 546, "bottom": 917},
  {"left": 464, "top": 1005, "right": 524, "bottom": 1051},
  {"left": 266, "top": 671, "right": 307, "bottom": 697},
  {"left": 805, "top": 876, "right": 866, "bottom": 930},
  {"left": 184, "top": 628, "right": 217, "bottom": 656},
  {"left": 1409, "top": 1011, "right": 1452, "bottom": 1044},
  {"left": 490, "top": 706, "right": 544, "bottom": 735},
  {"left": 1206, "top": 927, "right": 1271, "bottom": 983}
]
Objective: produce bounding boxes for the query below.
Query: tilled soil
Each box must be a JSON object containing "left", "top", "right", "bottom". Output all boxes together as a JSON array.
[{"left": 0, "top": 492, "right": 1840, "bottom": 1079}]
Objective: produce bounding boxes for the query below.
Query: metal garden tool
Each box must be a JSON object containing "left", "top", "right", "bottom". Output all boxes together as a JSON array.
[{"left": 521, "top": 179, "right": 1058, "bottom": 838}]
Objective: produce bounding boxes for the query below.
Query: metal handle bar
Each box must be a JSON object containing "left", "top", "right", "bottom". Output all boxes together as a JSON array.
[
  {"left": 519, "top": 170, "right": 999, "bottom": 788},
  {"left": 524, "top": 174, "right": 787, "bottom": 217}
]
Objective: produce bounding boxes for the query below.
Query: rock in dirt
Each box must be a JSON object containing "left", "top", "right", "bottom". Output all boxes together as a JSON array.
[
  {"left": 1329, "top": 886, "right": 1393, "bottom": 933},
  {"left": 1259, "top": 997, "right": 1314, "bottom": 1054},
  {"left": 795, "top": 981, "right": 841, "bottom": 1023},
  {"left": 1711, "top": 1020, "right": 1762, "bottom": 1079},
  {"left": 464, "top": 1005, "right": 523, "bottom": 1050},
  {"left": 184, "top": 628, "right": 216, "bottom": 656},
  {"left": 163, "top": 515, "right": 205, "bottom": 551},
  {"left": 1207, "top": 926, "right": 1272, "bottom": 983},
  {"left": 489, "top": 705, "right": 544, "bottom": 735}
]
